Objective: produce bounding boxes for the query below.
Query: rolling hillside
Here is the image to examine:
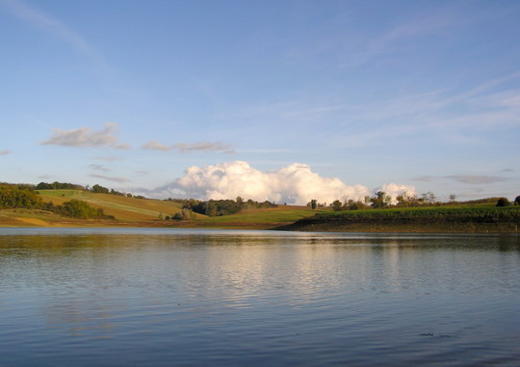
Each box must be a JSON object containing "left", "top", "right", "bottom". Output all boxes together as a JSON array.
[
  {"left": 37, "top": 190, "right": 189, "bottom": 222},
  {"left": 192, "top": 206, "right": 329, "bottom": 229}
]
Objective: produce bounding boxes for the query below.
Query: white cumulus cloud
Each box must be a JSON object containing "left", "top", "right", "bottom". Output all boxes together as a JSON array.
[{"left": 148, "top": 161, "right": 415, "bottom": 205}]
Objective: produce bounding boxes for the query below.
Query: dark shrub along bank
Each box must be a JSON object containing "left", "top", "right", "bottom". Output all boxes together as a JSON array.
[{"left": 279, "top": 206, "right": 520, "bottom": 232}]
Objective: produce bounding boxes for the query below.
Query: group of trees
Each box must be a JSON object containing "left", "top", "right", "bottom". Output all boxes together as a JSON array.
[
  {"left": 42, "top": 200, "right": 112, "bottom": 219},
  {"left": 308, "top": 191, "right": 437, "bottom": 211},
  {"left": 0, "top": 184, "right": 43, "bottom": 209},
  {"left": 496, "top": 196, "right": 520, "bottom": 207},
  {"left": 35, "top": 181, "right": 146, "bottom": 199},
  {"left": 179, "top": 197, "right": 277, "bottom": 217},
  {"left": 35, "top": 182, "right": 84, "bottom": 190},
  {"left": 0, "top": 184, "right": 112, "bottom": 219},
  {"left": 88, "top": 184, "right": 146, "bottom": 199},
  {"left": 157, "top": 197, "right": 278, "bottom": 220},
  {"left": 307, "top": 191, "right": 520, "bottom": 212},
  {"left": 161, "top": 209, "right": 194, "bottom": 221}
]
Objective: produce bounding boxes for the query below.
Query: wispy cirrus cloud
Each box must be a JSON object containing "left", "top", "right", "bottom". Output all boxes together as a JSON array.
[
  {"left": 42, "top": 123, "right": 131, "bottom": 149},
  {"left": 411, "top": 175, "right": 435, "bottom": 182},
  {"left": 2, "top": 0, "right": 105, "bottom": 66},
  {"left": 412, "top": 174, "right": 509, "bottom": 185},
  {"left": 89, "top": 174, "right": 129, "bottom": 184},
  {"left": 174, "top": 142, "right": 234, "bottom": 153},
  {"left": 218, "top": 72, "right": 520, "bottom": 149},
  {"left": 142, "top": 141, "right": 234, "bottom": 153},
  {"left": 443, "top": 175, "right": 508, "bottom": 185},
  {"left": 340, "top": 9, "right": 462, "bottom": 69},
  {"left": 93, "top": 156, "right": 123, "bottom": 162},
  {"left": 88, "top": 164, "right": 110, "bottom": 172},
  {"left": 0, "top": 150, "right": 11, "bottom": 156},
  {"left": 142, "top": 141, "right": 171, "bottom": 151}
]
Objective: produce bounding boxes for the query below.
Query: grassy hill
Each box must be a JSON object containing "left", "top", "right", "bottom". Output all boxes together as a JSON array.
[
  {"left": 37, "top": 190, "right": 188, "bottom": 222},
  {"left": 0, "top": 189, "right": 317, "bottom": 228},
  {"left": 278, "top": 205, "right": 520, "bottom": 233},
  {"left": 38, "top": 190, "right": 326, "bottom": 228},
  {"left": 187, "top": 206, "right": 328, "bottom": 229},
  {"left": 2, "top": 189, "right": 518, "bottom": 232}
]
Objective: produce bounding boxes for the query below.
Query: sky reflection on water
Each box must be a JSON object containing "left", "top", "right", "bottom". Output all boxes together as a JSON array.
[{"left": 0, "top": 229, "right": 519, "bottom": 366}]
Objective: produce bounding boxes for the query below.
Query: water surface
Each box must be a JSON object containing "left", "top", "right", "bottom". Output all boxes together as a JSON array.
[{"left": 1, "top": 228, "right": 519, "bottom": 366}]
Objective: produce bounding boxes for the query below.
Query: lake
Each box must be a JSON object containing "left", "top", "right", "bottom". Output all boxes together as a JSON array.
[{"left": 0, "top": 228, "right": 519, "bottom": 366}]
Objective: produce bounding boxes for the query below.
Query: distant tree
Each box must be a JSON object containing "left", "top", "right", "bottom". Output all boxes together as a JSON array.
[
  {"left": 515, "top": 196, "right": 520, "bottom": 206},
  {"left": 371, "top": 191, "right": 389, "bottom": 208},
  {"left": 91, "top": 184, "right": 109, "bottom": 194},
  {"left": 310, "top": 199, "right": 317, "bottom": 209},
  {"left": 346, "top": 200, "right": 370, "bottom": 210},
  {"left": 0, "top": 185, "right": 42, "bottom": 209},
  {"left": 449, "top": 194, "right": 457, "bottom": 202},
  {"left": 496, "top": 198, "right": 511, "bottom": 207},
  {"left": 56, "top": 200, "right": 108, "bottom": 219},
  {"left": 36, "top": 181, "right": 84, "bottom": 190},
  {"left": 395, "top": 195, "right": 411, "bottom": 207},
  {"left": 331, "top": 200, "right": 343, "bottom": 211},
  {"left": 181, "top": 209, "right": 193, "bottom": 219}
]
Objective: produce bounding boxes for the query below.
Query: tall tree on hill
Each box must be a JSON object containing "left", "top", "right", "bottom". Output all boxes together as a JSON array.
[
  {"left": 371, "top": 191, "right": 390, "bottom": 208},
  {"left": 331, "top": 200, "right": 343, "bottom": 211}
]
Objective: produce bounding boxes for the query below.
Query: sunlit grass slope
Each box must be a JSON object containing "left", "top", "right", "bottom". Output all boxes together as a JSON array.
[
  {"left": 193, "top": 206, "right": 330, "bottom": 228},
  {"left": 37, "top": 190, "right": 188, "bottom": 221},
  {"left": 0, "top": 208, "right": 103, "bottom": 227}
]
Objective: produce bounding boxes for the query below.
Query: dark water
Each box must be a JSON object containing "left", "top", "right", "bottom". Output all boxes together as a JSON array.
[{"left": 0, "top": 228, "right": 519, "bottom": 366}]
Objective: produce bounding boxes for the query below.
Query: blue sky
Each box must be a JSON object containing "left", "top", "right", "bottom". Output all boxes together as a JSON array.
[{"left": 0, "top": 0, "right": 519, "bottom": 201}]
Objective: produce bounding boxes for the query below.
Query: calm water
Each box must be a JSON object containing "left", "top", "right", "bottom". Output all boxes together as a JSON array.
[{"left": 0, "top": 228, "right": 519, "bottom": 366}]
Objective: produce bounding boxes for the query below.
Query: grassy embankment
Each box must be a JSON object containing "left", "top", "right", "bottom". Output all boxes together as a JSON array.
[
  {"left": 0, "top": 190, "right": 184, "bottom": 227},
  {"left": 277, "top": 205, "right": 520, "bottom": 233},
  {"left": 1, "top": 190, "right": 519, "bottom": 232},
  {"left": 0, "top": 190, "right": 319, "bottom": 228},
  {"left": 184, "top": 206, "right": 326, "bottom": 229}
]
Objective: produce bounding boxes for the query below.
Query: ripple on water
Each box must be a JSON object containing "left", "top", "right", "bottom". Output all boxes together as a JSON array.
[{"left": 0, "top": 229, "right": 519, "bottom": 366}]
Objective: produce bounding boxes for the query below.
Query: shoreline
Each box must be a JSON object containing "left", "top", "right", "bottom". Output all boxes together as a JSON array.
[{"left": 1, "top": 222, "right": 519, "bottom": 234}]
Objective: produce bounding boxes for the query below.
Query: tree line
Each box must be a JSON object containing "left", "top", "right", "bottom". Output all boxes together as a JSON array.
[
  {"left": 158, "top": 197, "right": 278, "bottom": 220},
  {"left": 308, "top": 192, "right": 520, "bottom": 211},
  {"left": 35, "top": 181, "right": 146, "bottom": 199},
  {"left": 0, "top": 184, "right": 113, "bottom": 219},
  {"left": 181, "top": 197, "right": 277, "bottom": 217}
]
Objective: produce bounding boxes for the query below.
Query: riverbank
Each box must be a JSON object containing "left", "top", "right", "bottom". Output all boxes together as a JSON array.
[
  {"left": 276, "top": 206, "right": 520, "bottom": 233},
  {"left": 2, "top": 205, "right": 520, "bottom": 233}
]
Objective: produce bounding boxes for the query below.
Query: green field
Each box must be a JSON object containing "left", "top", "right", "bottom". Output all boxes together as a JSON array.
[
  {"left": 279, "top": 205, "right": 520, "bottom": 232},
  {"left": 37, "top": 190, "right": 187, "bottom": 221},
  {"left": 191, "top": 207, "right": 329, "bottom": 228},
  {"left": 0, "top": 189, "right": 518, "bottom": 232},
  {"left": 0, "top": 190, "right": 319, "bottom": 228}
]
